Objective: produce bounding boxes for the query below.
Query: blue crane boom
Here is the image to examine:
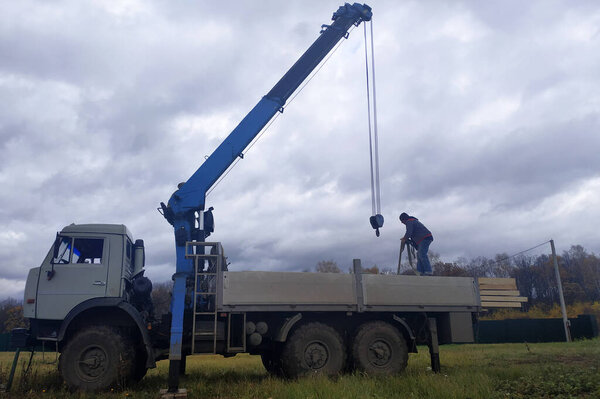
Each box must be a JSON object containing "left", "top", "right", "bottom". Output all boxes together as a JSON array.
[{"left": 161, "top": 3, "right": 372, "bottom": 391}]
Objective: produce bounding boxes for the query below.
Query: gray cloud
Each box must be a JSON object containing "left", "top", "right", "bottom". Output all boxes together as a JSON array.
[{"left": 1, "top": 0, "right": 599, "bottom": 300}]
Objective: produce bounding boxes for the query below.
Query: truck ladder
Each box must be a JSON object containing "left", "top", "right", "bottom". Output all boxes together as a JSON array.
[{"left": 186, "top": 241, "right": 225, "bottom": 354}]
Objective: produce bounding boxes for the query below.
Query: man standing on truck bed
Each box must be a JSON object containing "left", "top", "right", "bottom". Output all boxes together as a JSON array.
[{"left": 400, "top": 212, "right": 434, "bottom": 275}]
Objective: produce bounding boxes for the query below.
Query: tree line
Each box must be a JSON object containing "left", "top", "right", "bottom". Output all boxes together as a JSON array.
[
  {"left": 1, "top": 244, "right": 598, "bottom": 331},
  {"left": 315, "top": 244, "right": 600, "bottom": 309}
]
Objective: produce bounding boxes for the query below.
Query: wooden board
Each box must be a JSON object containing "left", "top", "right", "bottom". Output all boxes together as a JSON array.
[
  {"left": 481, "top": 301, "right": 523, "bottom": 308},
  {"left": 478, "top": 278, "right": 517, "bottom": 291},
  {"left": 479, "top": 284, "right": 517, "bottom": 291},
  {"left": 478, "top": 278, "right": 526, "bottom": 308},
  {"left": 480, "top": 290, "right": 520, "bottom": 296},
  {"left": 480, "top": 296, "right": 528, "bottom": 302},
  {"left": 478, "top": 278, "right": 516, "bottom": 286}
]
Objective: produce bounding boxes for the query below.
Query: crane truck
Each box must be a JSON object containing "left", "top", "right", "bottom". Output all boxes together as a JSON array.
[{"left": 12, "top": 3, "right": 482, "bottom": 392}]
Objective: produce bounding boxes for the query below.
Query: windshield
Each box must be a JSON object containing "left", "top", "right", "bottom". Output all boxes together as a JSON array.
[{"left": 54, "top": 237, "right": 72, "bottom": 263}]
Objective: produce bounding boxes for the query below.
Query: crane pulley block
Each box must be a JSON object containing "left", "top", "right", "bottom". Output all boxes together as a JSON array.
[{"left": 369, "top": 214, "right": 384, "bottom": 237}]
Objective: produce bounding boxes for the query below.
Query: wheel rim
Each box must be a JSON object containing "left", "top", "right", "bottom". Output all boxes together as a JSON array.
[
  {"left": 304, "top": 341, "right": 329, "bottom": 369},
  {"left": 76, "top": 344, "right": 108, "bottom": 381},
  {"left": 367, "top": 339, "right": 392, "bottom": 367}
]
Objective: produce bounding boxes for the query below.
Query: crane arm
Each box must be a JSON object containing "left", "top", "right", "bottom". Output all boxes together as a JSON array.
[
  {"left": 163, "top": 4, "right": 372, "bottom": 392},
  {"left": 165, "top": 3, "right": 372, "bottom": 221}
]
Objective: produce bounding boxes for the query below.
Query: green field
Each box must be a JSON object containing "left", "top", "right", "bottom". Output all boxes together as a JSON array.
[{"left": 1, "top": 339, "right": 598, "bottom": 398}]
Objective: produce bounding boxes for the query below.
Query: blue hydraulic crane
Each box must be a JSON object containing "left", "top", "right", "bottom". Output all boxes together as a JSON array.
[{"left": 160, "top": 3, "right": 375, "bottom": 391}]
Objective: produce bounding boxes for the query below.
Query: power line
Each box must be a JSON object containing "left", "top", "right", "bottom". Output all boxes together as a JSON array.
[{"left": 486, "top": 240, "right": 551, "bottom": 266}]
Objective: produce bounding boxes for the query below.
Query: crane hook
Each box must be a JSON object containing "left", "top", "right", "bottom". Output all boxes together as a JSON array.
[{"left": 370, "top": 214, "right": 384, "bottom": 237}]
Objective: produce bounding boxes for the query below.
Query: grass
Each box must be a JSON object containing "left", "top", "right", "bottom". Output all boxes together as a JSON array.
[{"left": 0, "top": 339, "right": 598, "bottom": 398}]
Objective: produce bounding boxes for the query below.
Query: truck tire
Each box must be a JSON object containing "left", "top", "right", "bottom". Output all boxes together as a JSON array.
[
  {"left": 351, "top": 321, "right": 408, "bottom": 375},
  {"left": 281, "top": 322, "right": 345, "bottom": 378},
  {"left": 59, "top": 326, "right": 134, "bottom": 391}
]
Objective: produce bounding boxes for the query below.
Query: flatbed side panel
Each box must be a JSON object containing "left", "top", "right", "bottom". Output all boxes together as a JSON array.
[
  {"left": 362, "top": 275, "right": 479, "bottom": 307},
  {"left": 219, "top": 304, "right": 477, "bottom": 312},
  {"left": 222, "top": 271, "right": 356, "bottom": 305}
]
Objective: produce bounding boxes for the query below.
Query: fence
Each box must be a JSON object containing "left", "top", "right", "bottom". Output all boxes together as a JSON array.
[
  {"left": 476, "top": 314, "right": 598, "bottom": 343},
  {"left": 0, "top": 333, "right": 54, "bottom": 352}
]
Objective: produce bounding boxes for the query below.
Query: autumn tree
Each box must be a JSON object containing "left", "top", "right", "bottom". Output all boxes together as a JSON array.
[
  {"left": 362, "top": 266, "right": 379, "bottom": 274},
  {"left": 562, "top": 245, "right": 600, "bottom": 302},
  {"left": 316, "top": 260, "right": 341, "bottom": 273},
  {"left": 4, "top": 305, "right": 27, "bottom": 332},
  {"left": 434, "top": 262, "right": 469, "bottom": 277},
  {"left": 0, "top": 298, "right": 20, "bottom": 332},
  {"left": 151, "top": 281, "right": 173, "bottom": 317}
]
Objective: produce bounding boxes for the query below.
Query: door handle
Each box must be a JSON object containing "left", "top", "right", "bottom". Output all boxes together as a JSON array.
[{"left": 93, "top": 281, "right": 106, "bottom": 286}]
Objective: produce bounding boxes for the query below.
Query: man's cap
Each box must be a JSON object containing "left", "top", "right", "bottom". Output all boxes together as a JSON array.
[{"left": 399, "top": 212, "right": 409, "bottom": 222}]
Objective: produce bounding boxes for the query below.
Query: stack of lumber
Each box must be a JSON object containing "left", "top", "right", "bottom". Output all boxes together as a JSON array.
[{"left": 477, "top": 277, "right": 528, "bottom": 308}]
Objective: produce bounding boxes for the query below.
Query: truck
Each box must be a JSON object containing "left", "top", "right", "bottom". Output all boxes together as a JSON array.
[{"left": 13, "top": 3, "right": 482, "bottom": 392}]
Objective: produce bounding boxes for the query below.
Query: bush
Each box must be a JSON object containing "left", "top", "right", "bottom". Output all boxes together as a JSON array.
[{"left": 481, "top": 301, "right": 600, "bottom": 321}]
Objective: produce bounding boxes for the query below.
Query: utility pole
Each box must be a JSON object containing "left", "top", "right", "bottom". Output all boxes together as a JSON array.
[{"left": 550, "top": 239, "right": 571, "bottom": 342}]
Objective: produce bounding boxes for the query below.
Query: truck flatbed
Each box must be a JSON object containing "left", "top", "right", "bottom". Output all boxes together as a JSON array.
[{"left": 220, "top": 271, "right": 481, "bottom": 313}]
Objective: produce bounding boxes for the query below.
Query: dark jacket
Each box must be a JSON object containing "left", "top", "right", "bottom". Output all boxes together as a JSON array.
[{"left": 403, "top": 217, "right": 433, "bottom": 245}]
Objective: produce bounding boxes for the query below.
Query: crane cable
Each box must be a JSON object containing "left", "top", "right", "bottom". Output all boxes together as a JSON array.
[{"left": 364, "top": 19, "right": 384, "bottom": 237}]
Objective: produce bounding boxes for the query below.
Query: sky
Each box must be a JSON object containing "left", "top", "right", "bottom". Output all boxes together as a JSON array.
[{"left": 1, "top": 0, "right": 599, "bottom": 300}]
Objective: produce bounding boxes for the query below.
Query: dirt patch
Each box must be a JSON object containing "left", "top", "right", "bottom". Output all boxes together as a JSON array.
[{"left": 507, "top": 353, "right": 599, "bottom": 368}]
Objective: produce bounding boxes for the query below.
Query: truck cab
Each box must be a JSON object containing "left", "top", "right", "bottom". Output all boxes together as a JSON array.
[
  {"left": 19, "top": 224, "right": 157, "bottom": 392},
  {"left": 24, "top": 224, "right": 144, "bottom": 322}
]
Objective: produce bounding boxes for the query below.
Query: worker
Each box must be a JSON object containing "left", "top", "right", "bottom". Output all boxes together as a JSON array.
[{"left": 400, "top": 212, "right": 433, "bottom": 275}]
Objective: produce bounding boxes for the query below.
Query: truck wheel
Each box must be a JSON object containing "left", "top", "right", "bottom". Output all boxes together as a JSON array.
[
  {"left": 281, "top": 322, "right": 345, "bottom": 378},
  {"left": 351, "top": 321, "right": 408, "bottom": 375},
  {"left": 59, "top": 326, "right": 134, "bottom": 391}
]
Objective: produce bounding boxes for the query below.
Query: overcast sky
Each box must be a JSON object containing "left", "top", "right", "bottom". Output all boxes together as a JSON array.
[{"left": 1, "top": 0, "right": 599, "bottom": 299}]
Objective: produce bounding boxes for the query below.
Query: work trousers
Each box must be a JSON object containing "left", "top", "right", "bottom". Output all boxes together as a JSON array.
[{"left": 416, "top": 237, "right": 433, "bottom": 275}]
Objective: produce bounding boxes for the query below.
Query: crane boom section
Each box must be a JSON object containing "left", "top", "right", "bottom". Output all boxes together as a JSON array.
[{"left": 169, "top": 3, "right": 372, "bottom": 216}]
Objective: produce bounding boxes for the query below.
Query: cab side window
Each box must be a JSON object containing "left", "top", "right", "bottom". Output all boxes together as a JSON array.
[
  {"left": 53, "top": 237, "right": 104, "bottom": 264},
  {"left": 72, "top": 238, "right": 104, "bottom": 264}
]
